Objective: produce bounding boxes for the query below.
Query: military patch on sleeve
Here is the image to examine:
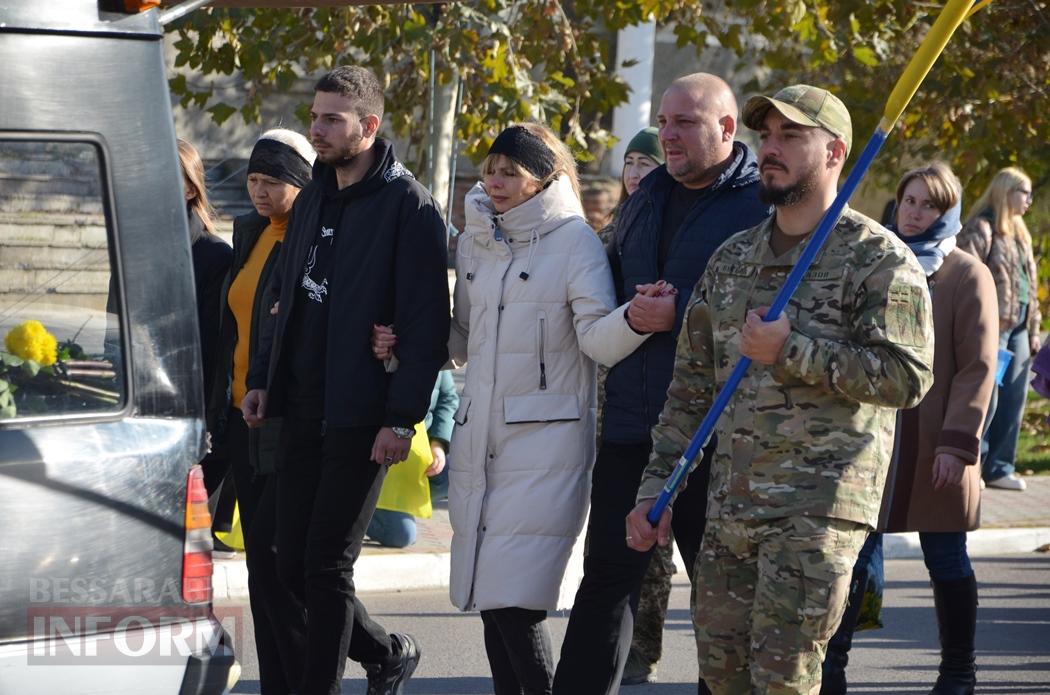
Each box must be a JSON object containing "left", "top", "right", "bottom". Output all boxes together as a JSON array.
[{"left": 884, "top": 283, "right": 927, "bottom": 347}]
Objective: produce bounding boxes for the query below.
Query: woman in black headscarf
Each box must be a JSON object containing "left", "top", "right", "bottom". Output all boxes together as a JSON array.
[{"left": 208, "top": 128, "right": 314, "bottom": 695}]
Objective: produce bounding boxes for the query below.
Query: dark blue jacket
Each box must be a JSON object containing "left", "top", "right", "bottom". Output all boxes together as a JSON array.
[{"left": 602, "top": 142, "right": 771, "bottom": 443}]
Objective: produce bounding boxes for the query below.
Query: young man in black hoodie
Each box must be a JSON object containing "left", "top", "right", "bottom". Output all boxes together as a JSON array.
[
  {"left": 242, "top": 66, "right": 450, "bottom": 695},
  {"left": 553, "top": 73, "right": 772, "bottom": 694}
]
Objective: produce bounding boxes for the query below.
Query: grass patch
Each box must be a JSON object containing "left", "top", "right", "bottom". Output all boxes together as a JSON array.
[{"left": 1017, "top": 390, "right": 1050, "bottom": 475}]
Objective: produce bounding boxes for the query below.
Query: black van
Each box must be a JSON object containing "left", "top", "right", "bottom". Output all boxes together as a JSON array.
[{"left": 0, "top": 1, "right": 236, "bottom": 692}]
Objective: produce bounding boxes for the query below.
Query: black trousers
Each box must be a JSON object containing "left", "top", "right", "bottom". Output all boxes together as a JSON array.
[
  {"left": 226, "top": 408, "right": 268, "bottom": 533},
  {"left": 271, "top": 418, "right": 394, "bottom": 695},
  {"left": 244, "top": 474, "right": 308, "bottom": 694},
  {"left": 224, "top": 408, "right": 309, "bottom": 695},
  {"left": 201, "top": 416, "right": 233, "bottom": 530},
  {"left": 553, "top": 439, "right": 710, "bottom": 695},
  {"left": 481, "top": 607, "right": 554, "bottom": 695}
]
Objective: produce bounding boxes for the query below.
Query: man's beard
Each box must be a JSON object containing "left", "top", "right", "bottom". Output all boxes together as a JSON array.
[
  {"left": 315, "top": 131, "right": 365, "bottom": 167},
  {"left": 759, "top": 161, "right": 819, "bottom": 207}
]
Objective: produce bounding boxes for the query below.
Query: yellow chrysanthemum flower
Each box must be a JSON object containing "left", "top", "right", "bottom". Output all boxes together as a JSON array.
[{"left": 4, "top": 320, "right": 58, "bottom": 366}]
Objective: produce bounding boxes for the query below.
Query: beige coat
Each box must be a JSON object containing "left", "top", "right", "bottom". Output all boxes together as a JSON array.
[
  {"left": 956, "top": 214, "right": 1041, "bottom": 335},
  {"left": 879, "top": 248, "right": 999, "bottom": 532},
  {"left": 447, "top": 178, "right": 649, "bottom": 611}
]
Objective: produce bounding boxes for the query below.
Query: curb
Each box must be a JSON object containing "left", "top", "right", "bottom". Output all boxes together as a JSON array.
[
  {"left": 883, "top": 527, "right": 1050, "bottom": 559},
  {"left": 211, "top": 526, "right": 1050, "bottom": 601},
  {"left": 213, "top": 533, "right": 589, "bottom": 604},
  {"left": 212, "top": 551, "right": 453, "bottom": 602}
]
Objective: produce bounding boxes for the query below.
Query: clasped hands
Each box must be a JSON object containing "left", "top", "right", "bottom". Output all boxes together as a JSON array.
[{"left": 625, "top": 281, "right": 677, "bottom": 334}]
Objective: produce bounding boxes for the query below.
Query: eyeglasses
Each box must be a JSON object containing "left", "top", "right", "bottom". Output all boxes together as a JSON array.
[{"left": 1013, "top": 187, "right": 1033, "bottom": 199}]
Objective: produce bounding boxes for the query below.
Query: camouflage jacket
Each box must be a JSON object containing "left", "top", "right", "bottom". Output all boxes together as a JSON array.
[{"left": 637, "top": 207, "right": 935, "bottom": 527}]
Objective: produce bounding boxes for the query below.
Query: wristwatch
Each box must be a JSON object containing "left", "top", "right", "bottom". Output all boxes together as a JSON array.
[{"left": 390, "top": 426, "right": 415, "bottom": 440}]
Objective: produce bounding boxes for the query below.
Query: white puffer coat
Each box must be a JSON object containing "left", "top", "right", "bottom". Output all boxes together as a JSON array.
[{"left": 448, "top": 177, "right": 649, "bottom": 611}]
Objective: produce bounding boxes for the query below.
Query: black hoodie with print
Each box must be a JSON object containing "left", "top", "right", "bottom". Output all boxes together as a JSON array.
[{"left": 246, "top": 138, "right": 450, "bottom": 430}]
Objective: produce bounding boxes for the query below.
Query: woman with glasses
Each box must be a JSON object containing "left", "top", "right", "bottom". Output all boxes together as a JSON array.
[{"left": 957, "top": 167, "right": 1041, "bottom": 491}]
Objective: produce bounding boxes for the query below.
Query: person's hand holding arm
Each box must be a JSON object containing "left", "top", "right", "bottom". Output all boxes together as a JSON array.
[{"left": 626, "top": 281, "right": 677, "bottom": 334}]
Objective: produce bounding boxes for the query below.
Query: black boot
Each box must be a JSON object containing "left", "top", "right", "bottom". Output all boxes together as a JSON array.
[
  {"left": 819, "top": 559, "right": 869, "bottom": 695},
  {"left": 930, "top": 574, "right": 977, "bottom": 695}
]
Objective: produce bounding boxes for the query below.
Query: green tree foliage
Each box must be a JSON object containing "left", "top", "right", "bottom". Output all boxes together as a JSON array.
[
  {"left": 168, "top": 0, "right": 1048, "bottom": 201},
  {"left": 736, "top": 1, "right": 1046, "bottom": 204},
  {"left": 168, "top": 1, "right": 669, "bottom": 163}
]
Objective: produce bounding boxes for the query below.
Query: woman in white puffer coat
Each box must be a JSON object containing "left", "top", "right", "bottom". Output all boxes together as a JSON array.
[
  {"left": 451, "top": 122, "right": 656, "bottom": 695},
  {"left": 377, "top": 123, "right": 657, "bottom": 694}
]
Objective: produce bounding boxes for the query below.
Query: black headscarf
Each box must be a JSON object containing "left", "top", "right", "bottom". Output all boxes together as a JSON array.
[
  {"left": 247, "top": 138, "right": 312, "bottom": 189},
  {"left": 487, "top": 126, "right": 555, "bottom": 180}
]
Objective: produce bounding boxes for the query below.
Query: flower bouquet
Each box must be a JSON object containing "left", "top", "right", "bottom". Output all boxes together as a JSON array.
[{"left": 0, "top": 320, "right": 119, "bottom": 419}]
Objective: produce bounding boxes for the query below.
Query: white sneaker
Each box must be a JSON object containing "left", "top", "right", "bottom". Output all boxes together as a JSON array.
[{"left": 986, "top": 473, "right": 1027, "bottom": 491}]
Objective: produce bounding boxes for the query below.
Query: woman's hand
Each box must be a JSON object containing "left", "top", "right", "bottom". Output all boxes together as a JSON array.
[
  {"left": 372, "top": 324, "right": 397, "bottom": 361},
  {"left": 626, "top": 281, "right": 677, "bottom": 333},
  {"left": 931, "top": 452, "right": 967, "bottom": 491},
  {"left": 426, "top": 442, "right": 447, "bottom": 477},
  {"left": 241, "top": 389, "right": 267, "bottom": 428},
  {"left": 1032, "top": 333, "right": 1042, "bottom": 355}
]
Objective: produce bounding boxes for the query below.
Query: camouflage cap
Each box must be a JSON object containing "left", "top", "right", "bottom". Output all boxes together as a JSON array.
[{"left": 742, "top": 84, "right": 853, "bottom": 156}]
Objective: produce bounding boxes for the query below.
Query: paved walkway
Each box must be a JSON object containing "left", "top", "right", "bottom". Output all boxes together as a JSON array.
[
  {"left": 213, "top": 475, "right": 1050, "bottom": 599},
  {"left": 979, "top": 475, "right": 1050, "bottom": 528}
]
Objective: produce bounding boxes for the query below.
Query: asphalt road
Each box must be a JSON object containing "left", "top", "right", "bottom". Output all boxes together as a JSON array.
[{"left": 222, "top": 553, "right": 1050, "bottom": 694}]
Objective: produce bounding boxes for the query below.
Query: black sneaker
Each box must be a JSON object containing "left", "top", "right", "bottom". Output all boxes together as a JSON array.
[{"left": 364, "top": 633, "right": 420, "bottom": 695}]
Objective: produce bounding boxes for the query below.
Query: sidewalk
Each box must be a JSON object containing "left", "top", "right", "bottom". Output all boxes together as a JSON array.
[{"left": 212, "top": 476, "right": 1050, "bottom": 600}]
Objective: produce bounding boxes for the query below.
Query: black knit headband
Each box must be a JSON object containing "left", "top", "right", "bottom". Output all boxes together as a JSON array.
[
  {"left": 247, "top": 138, "right": 312, "bottom": 189},
  {"left": 487, "top": 126, "right": 555, "bottom": 180}
]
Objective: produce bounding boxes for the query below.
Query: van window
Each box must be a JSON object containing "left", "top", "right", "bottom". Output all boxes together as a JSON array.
[{"left": 0, "top": 139, "right": 124, "bottom": 421}]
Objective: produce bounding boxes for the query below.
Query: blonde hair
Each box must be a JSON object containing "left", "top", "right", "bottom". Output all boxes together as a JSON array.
[
  {"left": 966, "top": 166, "right": 1032, "bottom": 244},
  {"left": 895, "top": 161, "right": 961, "bottom": 215},
  {"left": 177, "top": 138, "right": 217, "bottom": 235},
  {"left": 481, "top": 122, "right": 581, "bottom": 203}
]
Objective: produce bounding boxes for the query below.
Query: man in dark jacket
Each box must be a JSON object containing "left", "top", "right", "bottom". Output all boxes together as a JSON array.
[
  {"left": 241, "top": 65, "right": 450, "bottom": 695},
  {"left": 554, "top": 73, "right": 771, "bottom": 694}
]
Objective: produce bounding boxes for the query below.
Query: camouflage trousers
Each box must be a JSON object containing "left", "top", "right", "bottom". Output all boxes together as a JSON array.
[
  {"left": 694, "top": 516, "right": 867, "bottom": 694},
  {"left": 629, "top": 535, "right": 677, "bottom": 666}
]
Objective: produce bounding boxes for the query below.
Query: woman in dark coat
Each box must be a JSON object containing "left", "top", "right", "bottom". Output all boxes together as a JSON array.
[
  {"left": 177, "top": 139, "right": 233, "bottom": 496},
  {"left": 822, "top": 163, "right": 998, "bottom": 695},
  {"left": 208, "top": 128, "right": 315, "bottom": 695}
]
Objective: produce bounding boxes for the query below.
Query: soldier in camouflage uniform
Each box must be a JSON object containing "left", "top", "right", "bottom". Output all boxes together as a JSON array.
[{"left": 627, "top": 84, "right": 935, "bottom": 694}]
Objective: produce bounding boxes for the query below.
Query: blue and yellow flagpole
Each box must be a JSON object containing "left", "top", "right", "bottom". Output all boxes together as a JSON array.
[{"left": 648, "top": 0, "right": 993, "bottom": 524}]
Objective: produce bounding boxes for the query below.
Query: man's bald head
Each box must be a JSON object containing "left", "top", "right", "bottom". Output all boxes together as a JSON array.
[
  {"left": 667, "top": 73, "right": 738, "bottom": 120},
  {"left": 657, "top": 73, "right": 739, "bottom": 189}
]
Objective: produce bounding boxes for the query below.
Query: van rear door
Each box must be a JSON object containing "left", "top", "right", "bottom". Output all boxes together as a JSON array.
[{"left": 0, "top": 3, "right": 230, "bottom": 692}]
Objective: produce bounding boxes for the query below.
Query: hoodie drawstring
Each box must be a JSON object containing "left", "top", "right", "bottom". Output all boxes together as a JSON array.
[
  {"left": 464, "top": 232, "right": 478, "bottom": 281},
  {"left": 519, "top": 226, "right": 539, "bottom": 281}
]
